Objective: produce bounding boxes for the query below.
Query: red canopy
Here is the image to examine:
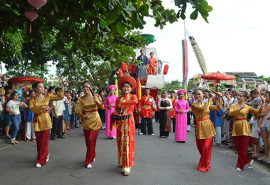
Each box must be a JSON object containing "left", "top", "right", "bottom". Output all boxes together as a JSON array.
[
  {"left": 201, "top": 71, "right": 235, "bottom": 83},
  {"left": 9, "top": 76, "right": 43, "bottom": 83}
]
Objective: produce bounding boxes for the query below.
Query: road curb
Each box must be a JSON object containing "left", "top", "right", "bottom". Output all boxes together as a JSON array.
[
  {"left": 247, "top": 152, "right": 270, "bottom": 168},
  {"left": 221, "top": 140, "right": 270, "bottom": 169}
]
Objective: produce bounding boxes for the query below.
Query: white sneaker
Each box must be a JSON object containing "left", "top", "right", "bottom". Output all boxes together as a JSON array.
[
  {"left": 151, "top": 134, "right": 154, "bottom": 136},
  {"left": 139, "top": 133, "right": 143, "bottom": 135},
  {"left": 248, "top": 160, "right": 253, "bottom": 169},
  {"left": 236, "top": 167, "right": 241, "bottom": 172},
  {"left": 87, "top": 164, "right": 92, "bottom": 168},
  {"left": 46, "top": 153, "right": 50, "bottom": 162},
  {"left": 36, "top": 163, "right": 41, "bottom": 168},
  {"left": 93, "top": 158, "right": 95, "bottom": 163}
]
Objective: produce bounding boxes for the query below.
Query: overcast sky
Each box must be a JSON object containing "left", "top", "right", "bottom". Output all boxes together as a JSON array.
[{"left": 141, "top": 0, "right": 270, "bottom": 82}]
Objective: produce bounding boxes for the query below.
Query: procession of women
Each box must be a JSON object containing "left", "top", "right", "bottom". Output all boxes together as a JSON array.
[{"left": 15, "top": 66, "right": 267, "bottom": 177}]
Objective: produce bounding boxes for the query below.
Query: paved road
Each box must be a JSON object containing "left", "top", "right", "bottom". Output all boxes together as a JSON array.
[{"left": 0, "top": 123, "right": 270, "bottom": 185}]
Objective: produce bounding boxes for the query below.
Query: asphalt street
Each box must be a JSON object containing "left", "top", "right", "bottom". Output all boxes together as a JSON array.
[{"left": 0, "top": 122, "right": 270, "bottom": 185}]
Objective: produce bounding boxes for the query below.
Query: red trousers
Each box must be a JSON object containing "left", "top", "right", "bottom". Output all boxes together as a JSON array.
[
  {"left": 35, "top": 129, "right": 50, "bottom": 164},
  {"left": 196, "top": 137, "right": 213, "bottom": 171},
  {"left": 233, "top": 136, "right": 252, "bottom": 170},
  {"left": 83, "top": 129, "right": 100, "bottom": 167}
]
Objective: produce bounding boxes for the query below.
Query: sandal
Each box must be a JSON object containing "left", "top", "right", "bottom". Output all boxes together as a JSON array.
[
  {"left": 251, "top": 154, "right": 260, "bottom": 158},
  {"left": 258, "top": 156, "right": 269, "bottom": 161},
  {"left": 226, "top": 145, "right": 234, "bottom": 148}
]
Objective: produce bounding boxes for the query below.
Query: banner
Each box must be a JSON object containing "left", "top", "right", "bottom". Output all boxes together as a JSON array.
[{"left": 182, "top": 39, "right": 188, "bottom": 99}]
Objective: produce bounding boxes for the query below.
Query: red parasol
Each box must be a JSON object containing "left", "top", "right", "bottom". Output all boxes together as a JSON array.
[
  {"left": 9, "top": 76, "right": 43, "bottom": 83},
  {"left": 201, "top": 71, "right": 235, "bottom": 83},
  {"left": 201, "top": 71, "right": 235, "bottom": 124}
]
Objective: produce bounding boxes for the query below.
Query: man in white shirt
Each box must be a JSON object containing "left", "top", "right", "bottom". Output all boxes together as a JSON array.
[{"left": 51, "top": 88, "right": 65, "bottom": 140}]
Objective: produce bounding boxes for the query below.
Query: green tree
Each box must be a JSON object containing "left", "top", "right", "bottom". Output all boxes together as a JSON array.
[
  {"left": 0, "top": 0, "right": 212, "bottom": 88},
  {"left": 162, "top": 79, "right": 181, "bottom": 92},
  {"left": 187, "top": 80, "right": 193, "bottom": 90},
  {"left": 259, "top": 75, "right": 270, "bottom": 84}
]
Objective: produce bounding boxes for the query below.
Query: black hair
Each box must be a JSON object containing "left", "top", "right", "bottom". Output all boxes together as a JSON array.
[
  {"left": 171, "top": 91, "right": 176, "bottom": 94},
  {"left": 239, "top": 91, "right": 249, "bottom": 101},
  {"left": 150, "top": 52, "right": 154, "bottom": 55},
  {"left": 10, "top": 91, "right": 19, "bottom": 100},
  {"left": 5, "top": 86, "right": 13, "bottom": 95},
  {"left": 265, "top": 91, "right": 270, "bottom": 97},
  {"left": 145, "top": 88, "right": 150, "bottom": 91},
  {"left": 194, "top": 89, "right": 204, "bottom": 94},
  {"left": 82, "top": 80, "right": 92, "bottom": 87},
  {"left": 247, "top": 112, "right": 252, "bottom": 120},
  {"left": 74, "top": 98, "right": 78, "bottom": 102},
  {"left": 99, "top": 90, "right": 105, "bottom": 95},
  {"left": 32, "top": 82, "right": 43, "bottom": 91},
  {"left": 240, "top": 91, "right": 249, "bottom": 98},
  {"left": 55, "top": 87, "right": 61, "bottom": 92},
  {"left": 77, "top": 90, "right": 82, "bottom": 94},
  {"left": 162, "top": 90, "right": 168, "bottom": 94},
  {"left": 140, "top": 49, "right": 143, "bottom": 52},
  {"left": 122, "top": 82, "right": 132, "bottom": 88},
  {"left": 71, "top": 98, "right": 75, "bottom": 102},
  {"left": 250, "top": 90, "right": 257, "bottom": 95},
  {"left": 48, "top": 86, "right": 55, "bottom": 93}
]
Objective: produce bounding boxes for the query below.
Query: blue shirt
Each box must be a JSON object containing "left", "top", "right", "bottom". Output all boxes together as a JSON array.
[
  {"left": 137, "top": 55, "right": 149, "bottom": 65},
  {"left": 210, "top": 106, "right": 223, "bottom": 127},
  {"left": 23, "top": 99, "right": 35, "bottom": 122}
]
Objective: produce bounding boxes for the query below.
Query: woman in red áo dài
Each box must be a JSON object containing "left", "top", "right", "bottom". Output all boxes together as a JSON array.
[{"left": 111, "top": 75, "right": 138, "bottom": 176}]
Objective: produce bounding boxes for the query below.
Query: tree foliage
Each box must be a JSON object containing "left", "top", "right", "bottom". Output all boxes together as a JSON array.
[
  {"left": 0, "top": 0, "right": 212, "bottom": 89},
  {"left": 162, "top": 80, "right": 181, "bottom": 92},
  {"left": 259, "top": 75, "right": 270, "bottom": 84}
]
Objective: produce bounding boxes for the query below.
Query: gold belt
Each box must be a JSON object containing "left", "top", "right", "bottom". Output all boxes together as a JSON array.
[{"left": 142, "top": 105, "right": 151, "bottom": 109}]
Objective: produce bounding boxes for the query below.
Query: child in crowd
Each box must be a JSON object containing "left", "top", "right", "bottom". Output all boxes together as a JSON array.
[
  {"left": 24, "top": 90, "right": 36, "bottom": 142},
  {"left": 249, "top": 115, "right": 260, "bottom": 158},
  {"left": 71, "top": 98, "right": 79, "bottom": 128}
]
